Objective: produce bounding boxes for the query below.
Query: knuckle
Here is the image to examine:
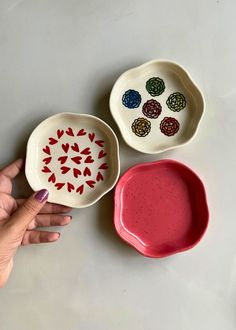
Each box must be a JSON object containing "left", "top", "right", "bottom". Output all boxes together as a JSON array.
[
  {"left": 49, "top": 214, "right": 54, "bottom": 224},
  {"left": 21, "top": 201, "right": 37, "bottom": 217}
]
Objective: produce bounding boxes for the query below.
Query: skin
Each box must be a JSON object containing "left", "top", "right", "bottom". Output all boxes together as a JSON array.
[{"left": 0, "top": 159, "right": 72, "bottom": 287}]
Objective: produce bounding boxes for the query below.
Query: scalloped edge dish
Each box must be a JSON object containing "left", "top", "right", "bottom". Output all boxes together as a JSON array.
[
  {"left": 25, "top": 113, "right": 120, "bottom": 208},
  {"left": 114, "top": 160, "right": 209, "bottom": 258},
  {"left": 110, "top": 59, "right": 205, "bottom": 154}
]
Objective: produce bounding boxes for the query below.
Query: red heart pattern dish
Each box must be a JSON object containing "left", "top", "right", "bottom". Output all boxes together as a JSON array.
[{"left": 25, "top": 113, "right": 120, "bottom": 208}]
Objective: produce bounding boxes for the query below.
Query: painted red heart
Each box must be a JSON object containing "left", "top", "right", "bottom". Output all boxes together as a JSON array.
[
  {"left": 66, "top": 127, "right": 74, "bottom": 136},
  {"left": 62, "top": 143, "right": 70, "bottom": 153},
  {"left": 49, "top": 137, "right": 58, "bottom": 145},
  {"left": 67, "top": 182, "right": 75, "bottom": 192},
  {"left": 83, "top": 167, "right": 91, "bottom": 176},
  {"left": 43, "top": 157, "right": 52, "bottom": 165},
  {"left": 55, "top": 183, "right": 65, "bottom": 190},
  {"left": 71, "top": 143, "right": 80, "bottom": 152},
  {"left": 43, "top": 146, "right": 51, "bottom": 155},
  {"left": 77, "top": 129, "right": 86, "bottom": 136},
  {"left": 85, "top": 156, "right": 94, "bottom": 163},
  {"left": 80, "top": 147, "right": 91, "bottom": 155},
  {"left": 76, "top": 184, "right": 84, "bottom": 195},
  {"left": 95, "top": 140, "right": 104, "bottom": 147},
  {"left": 61, "top": 166, "right": 70, "bottom": 174},
  {"left": 58, "top": 156, "right": 68, "bottom": 164},
  {"left": 89, "top": 132, "right": 95, "bottom": 142},
  {"left": 96, "top": 171, "right": 104, "bottom": 182},
  {"left": 57, "top": 129, "right": 64, "bottom": 139},
  {"left": 73, "top": 168, "right": 81, "bottom": 178},
  {"left": 86, "top": 180, "right": 96, "bottom": 188},
  {"left": 98, "top": 150, "right": 107, "bottom": 159},
  {"left": 48, "top": 173, "right": 56, "bottom": 183},
  {"left": 71, "top": 156, "right": 82, "bottom": 164},
  {"left": 99, "top": 163, "right": 108, "bottom": 170},
  {"left": 42, "top": 166, "right": 51, "bottom": 173}
]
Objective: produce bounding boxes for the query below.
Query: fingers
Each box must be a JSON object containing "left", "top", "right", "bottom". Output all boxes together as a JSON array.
[
  {"left": 27, "top": 214, "right": 72, "bottom": 230},
  {"left": 21, "top": 230, "right": 60, "bottom": 245},
  {"left": 0, "top": 259, "right": 13, "bottom": 288},
  {"left": 1, "top": 159, "right": 24, "bottom": 180},
  {"left": 6, "top": 189, "right": 49, "bottom": 232},
  {"left": 16, "top": 199, "right": 72, "bottom": 214}
]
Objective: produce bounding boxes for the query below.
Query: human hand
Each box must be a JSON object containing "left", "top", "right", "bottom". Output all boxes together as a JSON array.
[{"left": 0, "top": 159, "right": 72, "bottom": 287}]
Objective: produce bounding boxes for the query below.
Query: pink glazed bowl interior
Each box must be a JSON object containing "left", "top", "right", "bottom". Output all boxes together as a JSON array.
[{"left": 114, "top": 160, "right": 209, "bottom": 258}]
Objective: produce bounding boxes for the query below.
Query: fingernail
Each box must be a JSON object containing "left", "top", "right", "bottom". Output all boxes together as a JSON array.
[
  {"left": 64, "top": 216, "right": 72, "bottom": 224},
  {"left": 35, "top": 189, "right": 49, "bottom": 203},
  {"left": 55, "top": 232, "right": 60, "bottom": 240}
]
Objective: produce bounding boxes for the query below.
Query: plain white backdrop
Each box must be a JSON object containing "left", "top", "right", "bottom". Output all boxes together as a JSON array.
[{"left": 0, "top": 0, "right": 235, "bottom": 329}]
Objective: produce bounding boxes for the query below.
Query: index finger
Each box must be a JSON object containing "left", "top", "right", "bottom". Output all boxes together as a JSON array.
[
  {"left": 1, "top": 159, "right": 24, "bottom": 180},
  {"left": 16, "top": 199, "right": 72, "bottom": 214}
]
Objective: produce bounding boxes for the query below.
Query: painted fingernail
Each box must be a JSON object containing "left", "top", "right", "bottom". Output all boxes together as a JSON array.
[{"left": 35, "top": 189, "right": 49, "bottom": 203}]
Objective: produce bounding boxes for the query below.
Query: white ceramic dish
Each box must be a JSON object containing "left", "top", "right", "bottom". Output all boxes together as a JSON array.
[
  {"left": 110, "top": 59, "right": 205, "bottom": 154},
  {"left": 25, "top": 113, "right": 120, "bottom": 208}
]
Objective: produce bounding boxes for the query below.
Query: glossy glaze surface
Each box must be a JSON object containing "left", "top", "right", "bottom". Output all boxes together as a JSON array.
[
  {"left": 110, "top": 60, "right": 204, "bottom": 153},
  {"left": 26, "top": 113, "right": 120, "bottom": 207},
  {"left": 114, "top": 160, "right": 209, "bottom": 257}
]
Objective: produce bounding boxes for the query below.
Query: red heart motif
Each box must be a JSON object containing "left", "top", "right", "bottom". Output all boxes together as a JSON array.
[
  {"left": 96, "top": 172, "right": 104, "bottom": 182},
  {"left": 95, "top": 140, "right": 104, "bottom": 147},
  {"left": 71, "top": 143, "right": 80, "bottom": 152},
  {"left": 58, "top": 156, "right": 68, "bottom": 164},
  {"left": 73, "top": 168, "right": 81, "bottom": 178},
  {"left": 55, "top": 183, "right": 65, "bottom": 190},
  {"left": 43, "top": 157, "right": 52, "bottom": 165},
  {"left": 49, "top": 137, "right": 58, "bottom": 145},
  {"left": 48, "top": 173, "right": 56, "bottom": 183},
  {"left": 98, "top": 150, "right": 107, "bottom": 159},
  {"left": 66, "top": 127, "right": 74, "bottom": 136},
  {"left": 62, "top": 143, "right": 70, "bottom": 153},
  {"left": 99, "top": 163, "right": 108, "bottom": 170},
  {"left": 42, "top": 166, "right": 51, "bottom": 173},
  {"left": 43, "top": 146, "right": 51, "bottom": 155},
  {"left": 76, "top": 184, "right": 84, "bottom": 195},
  {"left": 57, "top": 129, "right": 64, "bottom": 139},
  {"left": 89, "top": 132, "right": 95, "bottom": 142},
  {"left": 61, "top": 166, "right": 70, "bottom": 174},
  {"left": 86, "top": 180, "right": 96, "bottom": 188},
  {"left": 83, "top": 167, "right": 91, "bottom": 176},
  {"left": 71, "top": 156, "right": 82, "bottom": 165},
  {"left": 80, "top": 147, "right": 91, "bottom": 155},
  {"left": 85, "top": 156, "right": 94, "bottom": 163},
  {"left": 67, "top": 182, "right": 75, "bottom": 192},
  {"left": 77, "top": 129, "right": 86, "bottom": 136}
]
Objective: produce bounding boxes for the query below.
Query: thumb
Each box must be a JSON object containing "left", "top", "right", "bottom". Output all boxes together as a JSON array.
[{"left": 7, "top": 189, "right": 49, "bottom": 231}]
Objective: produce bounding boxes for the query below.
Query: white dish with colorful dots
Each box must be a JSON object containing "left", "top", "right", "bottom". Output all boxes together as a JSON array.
[
  {"left": 110, "top": 59, "right": 205, "bottom": 154},
  {"left": 25, "top": 113, "right": 120, "bottom": 208}
]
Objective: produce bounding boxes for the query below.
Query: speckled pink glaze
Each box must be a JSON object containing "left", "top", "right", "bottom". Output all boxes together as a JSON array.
[{"left": 114, "top": 160, "right": 209, "bottom": 258}]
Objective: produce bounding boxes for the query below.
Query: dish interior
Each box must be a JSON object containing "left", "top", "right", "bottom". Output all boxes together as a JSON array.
[
  {"left": 115, "top": 160, "right": 208, "bottom": 257},
  {"left": 110, "top": 61, "right": 204, "bottom": 153}
]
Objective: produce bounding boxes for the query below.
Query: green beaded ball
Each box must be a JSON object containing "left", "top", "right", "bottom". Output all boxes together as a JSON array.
[
  {"left": 166, "top": 92, "right": 186, "bottom": 112},
  {"left": 146, "top": 77, "right": 165, "bottom": 97}
]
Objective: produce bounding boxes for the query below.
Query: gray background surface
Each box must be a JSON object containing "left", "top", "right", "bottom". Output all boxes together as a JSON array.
[{"left": 0, "top": 0, "right": 235, "bottom": 329}]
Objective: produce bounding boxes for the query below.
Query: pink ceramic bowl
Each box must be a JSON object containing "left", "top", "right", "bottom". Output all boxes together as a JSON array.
[{"left": 114, "top": 160, "right": 209, "bottom": 258}]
